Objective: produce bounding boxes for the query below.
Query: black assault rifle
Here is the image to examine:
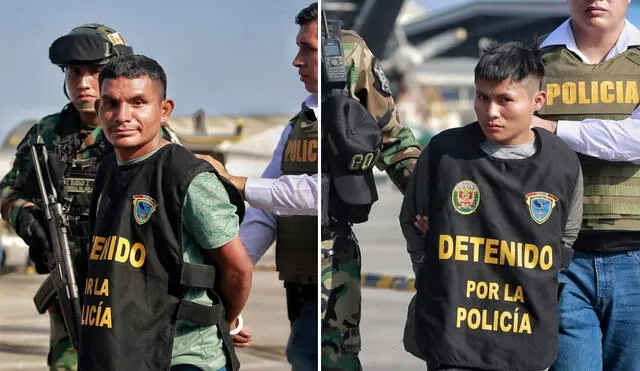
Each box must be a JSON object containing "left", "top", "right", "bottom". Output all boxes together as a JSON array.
[{"left": 31, "top": 134, "right": 82, "bottom": 349}]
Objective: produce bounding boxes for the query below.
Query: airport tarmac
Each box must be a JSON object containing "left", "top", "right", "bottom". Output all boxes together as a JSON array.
[
  {"left": 0, "top": 251, "right": 290, "bottom": 371},
  {"left": 355, "top": 180, "right": 425, "bottom": 370},
  {"left": 0, "top": 180, "right": 421, "bottom": 371}
]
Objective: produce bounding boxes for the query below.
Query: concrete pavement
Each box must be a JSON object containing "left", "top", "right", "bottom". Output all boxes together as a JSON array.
[
  {"left": 0, "top": 251, "right": 291, "bottom": 371},
  {"left": 354, "top": 180, "right": 425, "bottom": 370},
  {"left": 0, "top": 180, "right": 418, "bottom": 371}
]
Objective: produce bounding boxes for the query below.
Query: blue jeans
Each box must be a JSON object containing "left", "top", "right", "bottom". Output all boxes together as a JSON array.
[
  {"left": 551, "top": 250, "right": 640, "bottom": 371},
  {"left": 286, "top": 298, "right": 318, "bottom": 371}
]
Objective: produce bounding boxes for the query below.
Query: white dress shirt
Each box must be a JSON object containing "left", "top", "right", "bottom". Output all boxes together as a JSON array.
[
  {"left": 540, "top": 19, "right": 640, "bottom": 163},
  {"left": 239, "top": 94, "right": 318, "bottom": 264},
  {"left": 244, "top": 174, "right": 318, "bottom": 216}
]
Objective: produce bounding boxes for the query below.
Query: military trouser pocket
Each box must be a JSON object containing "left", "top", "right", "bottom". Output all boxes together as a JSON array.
[
  {"left": 321, "top": 233, "right": 362, "bottom": 355},
  {"left": 320, "top": 241, "right": 333, "bottom": 322}
]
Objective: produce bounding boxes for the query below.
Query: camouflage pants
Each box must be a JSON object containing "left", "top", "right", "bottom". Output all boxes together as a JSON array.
[
  {"left": 47, "top": 304, "right": 77, "bottom": 371},
  {"left": 320, "top": 228, "right": 363, "bottom": 371}
]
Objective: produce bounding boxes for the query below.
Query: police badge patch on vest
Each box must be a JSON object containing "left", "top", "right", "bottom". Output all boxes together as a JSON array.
[
  {"left": 451, "top": 180, "right": 480, "bottom": 215},
  {"left": 372, "top": 60, "right": 392, "bottom": 97},
  {"left": 525, "top": 192, "right": 558, "bottom": 224},
  {"left": 132, "top": 195, "right": 158, "bottom": 225}
]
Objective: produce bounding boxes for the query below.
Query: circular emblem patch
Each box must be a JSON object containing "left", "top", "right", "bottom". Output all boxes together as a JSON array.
[
  {"left": 132, "top": 194, "right": 158, "bottom": 225},
  {"left": 451, "top": 180, "right": 480, "bottom": 215},
  {"left": 525, "top": 192, "right": 558, "bottom": 224}
]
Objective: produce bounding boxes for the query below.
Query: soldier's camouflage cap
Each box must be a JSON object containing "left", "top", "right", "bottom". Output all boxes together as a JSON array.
[{"left": 49, "top": 23, "right": 133, "bottom": 67}]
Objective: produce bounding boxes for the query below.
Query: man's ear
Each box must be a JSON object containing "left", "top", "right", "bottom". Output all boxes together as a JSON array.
[
  {"left": 160, "top": 99, "right": 175, "bottom": 123},
  {"left": 533, "top": 90, "right": 546, "bottom": 112},
  {"left": 94, "top": 98, "right": 101, "bottom": 114}
]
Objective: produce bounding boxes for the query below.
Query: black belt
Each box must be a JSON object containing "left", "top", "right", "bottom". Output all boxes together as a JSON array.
[
  {"left": 573, "top": 230, "right": 640, "bottom": 253},
  {"left": 284, "top": 281, "right": 316, "bottom": 299}
]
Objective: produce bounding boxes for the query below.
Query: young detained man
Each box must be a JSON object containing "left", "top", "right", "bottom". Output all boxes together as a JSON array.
[
  {"left": 80, "top": 55, "right": 252, "bottom": 371},
  {"left": 399, "top": 42, "right": 583, "bottom": 370}
]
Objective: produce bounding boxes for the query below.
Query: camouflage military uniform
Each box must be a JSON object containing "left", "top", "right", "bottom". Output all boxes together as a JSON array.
[
  {"left": 320, "top": 30, "right": 422, "bottom": 370},
  {"left": 0, "top": 104, "right": 178, "bottom": 371},
  {"left": 0, "top": 104, "right": 111, "bottom": 370}
]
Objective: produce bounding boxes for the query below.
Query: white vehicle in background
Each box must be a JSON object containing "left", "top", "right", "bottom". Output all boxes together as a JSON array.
[
  {"left": 0, "top": 223, "right": 29, "bottom": 274},
  {"left": 0, "top": 119, "right": 34, "bottom": 274}
]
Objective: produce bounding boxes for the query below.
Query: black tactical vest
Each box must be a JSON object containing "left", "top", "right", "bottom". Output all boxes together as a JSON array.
[
  {"left": 21, "top": 106, "right": 112, "bottom": 252},
  {"left": 79, "top": 144, "right": 239, "bottom": 371},
  {"left": 57, "top": 114, "right": 112, "bottom": 250},
  {"left": 275, "top": 108, "right": 318, "bottom": 284},
  {"left": 415, "top": 124, "right": 580, "bottom": 370}
]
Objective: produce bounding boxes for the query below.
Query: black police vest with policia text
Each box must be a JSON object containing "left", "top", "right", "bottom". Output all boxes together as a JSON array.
[
  {"left": 538, "top": 45, "right": 640, "bottom": 250},
  {"left": 414, "top": 124, "right": 580, "bottom": 370},
  {"left": 276, "top": 108, "right": 318, "bottom": 284},
  {"left": 80, "top": 144, "right": 241, "bottom": 371}
]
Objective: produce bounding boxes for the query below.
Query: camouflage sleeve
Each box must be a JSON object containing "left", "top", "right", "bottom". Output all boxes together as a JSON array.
[
  {"left": 341, "top": 30, "right": 422, "bottom": 193},
  {"left": 0, "top": 123, "right": 40, "bottom": 226},
  {"left": 0, "top": 116, "right": 59, "bottom": 226},
  {"left": 161, "top": 121, "right": 182, "bottom": 144}
]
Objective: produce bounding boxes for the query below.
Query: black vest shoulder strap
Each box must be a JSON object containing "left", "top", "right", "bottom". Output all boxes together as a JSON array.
[{"left": 88, "top": 152, "right": 117, "bottom": 242}]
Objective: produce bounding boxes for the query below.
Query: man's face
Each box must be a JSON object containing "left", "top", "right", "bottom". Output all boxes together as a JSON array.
[
  {"left": 293, "top": 20, "right": 318, "bottom": 94},
  {"left": 474, "top": 77, "right": 546, "bottom": 145},
  {"left": 97, "top": 76, "right": 173, "bottom": 157},
  {"left": 66, "top": 64, "right": 101, "bottom": 114},
  {"left": 567, "top": 0, "right": 630, "bottom": 32}
]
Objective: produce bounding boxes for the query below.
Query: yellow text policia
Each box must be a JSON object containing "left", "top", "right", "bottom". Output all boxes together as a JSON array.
[{"left": 546, "top": 80, "right": 639, "bottom": 105}]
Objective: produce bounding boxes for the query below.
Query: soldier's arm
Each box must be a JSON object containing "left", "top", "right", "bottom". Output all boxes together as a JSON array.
[
  {"left": 358, "top": 63, "right": 421, "bottom": 193},
  {"left": 160, "top": 121, "right": 182, "bottom": 144},
  {"left": 0, "top": 124, "right": 41, "bottom": 227},
  {"left": 345, "top": 33, "right": 421, "bottom": 193},
  {"left": 377, "top": 119, "right": 422, "bottom": 194}
]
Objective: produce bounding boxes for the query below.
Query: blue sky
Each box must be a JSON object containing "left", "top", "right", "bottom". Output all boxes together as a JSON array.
[
  {"left": 0, "top": 0, "right": 309, "bottom": 143},
  {"left": 7, "top": 0, "right": 638, "bottom": 145}
]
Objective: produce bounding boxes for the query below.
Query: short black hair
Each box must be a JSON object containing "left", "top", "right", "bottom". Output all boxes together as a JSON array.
[
  {"left": 474, "top": 41, "right": 545, "bottom": 89},
  {"left": 296, "top": 2, "right": 317, "bottom": 25},
  {"left": 99, "top": 54, "right": 167, "bottom": 99}
]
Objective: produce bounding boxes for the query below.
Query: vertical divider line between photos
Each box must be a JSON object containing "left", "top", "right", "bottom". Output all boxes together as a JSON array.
[{"left": 316, "top": 3, "right": 323, "bottom": 370}]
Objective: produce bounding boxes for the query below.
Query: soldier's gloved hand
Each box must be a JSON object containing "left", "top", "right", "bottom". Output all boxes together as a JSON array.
[{"left": 15, "top": 206, "right": 50, "bottom": 274}]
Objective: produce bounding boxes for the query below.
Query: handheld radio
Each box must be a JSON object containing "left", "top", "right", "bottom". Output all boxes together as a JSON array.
[{"left": 321, "top": 12, "right": 347, "bottom": 92}]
